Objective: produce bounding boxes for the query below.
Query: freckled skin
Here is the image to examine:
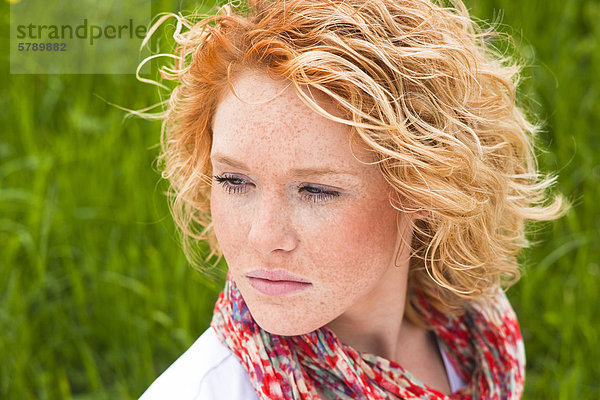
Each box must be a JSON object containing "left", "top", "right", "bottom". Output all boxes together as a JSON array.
[
  {"left": 209, "top": 68, "right": 452, "bottom": 395},
  {"left": 210, "top": 68, "right": 417, "bottom": 338}
]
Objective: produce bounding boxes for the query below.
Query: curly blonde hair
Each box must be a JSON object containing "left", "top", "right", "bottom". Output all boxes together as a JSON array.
[{"left": 145, "top": 0, "right": 567, "bottom": 325}]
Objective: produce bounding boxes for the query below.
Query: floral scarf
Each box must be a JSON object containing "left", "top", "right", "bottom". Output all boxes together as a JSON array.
[{"left": 211, "top": 274, "right": 525, "bottom": 399}]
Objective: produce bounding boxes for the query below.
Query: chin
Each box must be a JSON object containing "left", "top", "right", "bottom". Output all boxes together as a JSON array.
[{"left": 251, "top": 311, "right": 322, "bottom": 337}]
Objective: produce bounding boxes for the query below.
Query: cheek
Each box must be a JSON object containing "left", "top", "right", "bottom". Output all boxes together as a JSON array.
[
  {"left": 210, "top": 192, "right": 248, "bottom": 263},
  {"left": 280, "top": 196, "right": 401, "bottom": 333},
  {"left": 302, "top": 196, "right": 399, "bottom": 284}
]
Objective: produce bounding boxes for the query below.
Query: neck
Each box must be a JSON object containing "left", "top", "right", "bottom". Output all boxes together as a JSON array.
[
  {"left": 325, "top": 259, "right": 410, "bottom": 360},
  {"left": 324, "top": 262, "right": 451, "bottom": 394}
]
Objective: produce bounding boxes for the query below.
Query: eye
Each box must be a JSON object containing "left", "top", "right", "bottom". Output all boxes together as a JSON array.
[
  {"left": 213, "top": 174, "right": 253, "bottom": 194},
  {"left": 298, "top": 185, "right": 340, "bottom": 203}
]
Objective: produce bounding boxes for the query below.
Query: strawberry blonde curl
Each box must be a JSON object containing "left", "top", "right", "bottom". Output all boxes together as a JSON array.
[{"left": 144, "top": 0, "right": 568, "bottom": 324}]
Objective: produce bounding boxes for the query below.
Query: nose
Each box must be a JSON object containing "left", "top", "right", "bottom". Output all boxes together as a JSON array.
[{"left": 247, "top": 192, "right": 298, "bottom": 255}]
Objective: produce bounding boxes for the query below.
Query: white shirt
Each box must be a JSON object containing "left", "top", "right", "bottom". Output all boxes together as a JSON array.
[{"left": 139, "top": 327, "right": 465, "bottom": 399}]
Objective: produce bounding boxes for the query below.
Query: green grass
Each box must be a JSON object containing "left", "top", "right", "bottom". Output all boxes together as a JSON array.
[{"left": 1, "top": 0, "right": 598, "bottom": 398}]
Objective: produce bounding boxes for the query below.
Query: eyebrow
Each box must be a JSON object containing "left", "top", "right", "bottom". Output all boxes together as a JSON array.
[{"left": 211, "top": 153, "right": 361, "bottom": 178}]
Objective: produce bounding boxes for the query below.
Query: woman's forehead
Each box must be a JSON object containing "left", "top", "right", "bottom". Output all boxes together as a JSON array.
[
  {"left": 214, "top": 68, "right": 343, "bottom": 127},
  {"left": 211, "top": 68, "right": 376, "bottom": 171}
]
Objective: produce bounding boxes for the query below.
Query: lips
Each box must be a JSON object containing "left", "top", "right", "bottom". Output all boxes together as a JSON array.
[{"left": 245, "top": 269, "right": 312, "bottom": 296}]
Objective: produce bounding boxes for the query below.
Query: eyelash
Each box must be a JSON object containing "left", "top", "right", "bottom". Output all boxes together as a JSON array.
[{"left": 213, "top": 175, "right": 340, "bottom": 203}]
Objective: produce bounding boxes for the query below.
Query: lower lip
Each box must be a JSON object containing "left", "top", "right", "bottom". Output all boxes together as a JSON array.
[{"left": 247, "top": 277, "right": 312, "bottom": 296}]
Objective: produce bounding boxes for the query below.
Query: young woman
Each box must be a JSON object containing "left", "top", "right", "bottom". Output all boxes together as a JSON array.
[{"left": 139, "top": 0, "right": 566, "bottom": 398}]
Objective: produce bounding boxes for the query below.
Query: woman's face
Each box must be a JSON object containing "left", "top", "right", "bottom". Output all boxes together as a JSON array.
[{"left": 210, "top": 68, "right": 416, "bottom": 336}]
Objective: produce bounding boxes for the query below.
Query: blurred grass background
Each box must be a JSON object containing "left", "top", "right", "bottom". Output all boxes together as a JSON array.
[{"left": 0, "top": 0, "right": 598, "bottom": 398}]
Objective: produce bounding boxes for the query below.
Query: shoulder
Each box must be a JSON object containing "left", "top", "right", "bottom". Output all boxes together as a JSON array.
[{"left": 139, "top": 327, "right": 258, "bottom": 400}]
